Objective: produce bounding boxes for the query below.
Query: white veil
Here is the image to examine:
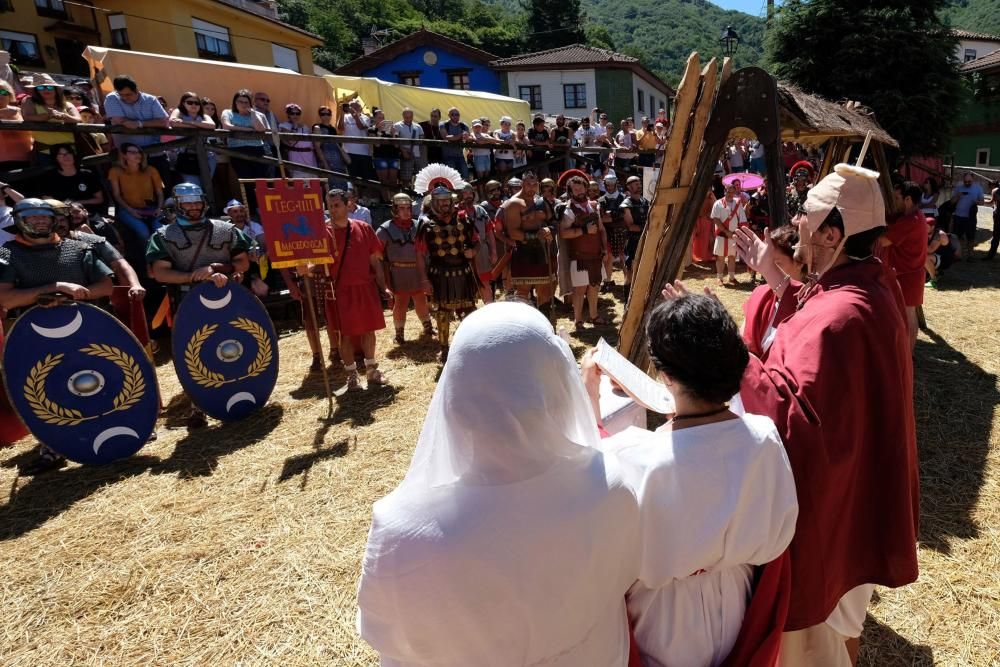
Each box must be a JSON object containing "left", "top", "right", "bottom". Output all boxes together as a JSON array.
[{"left": 403, "top": 301, "right": 600, "bottom": 488}]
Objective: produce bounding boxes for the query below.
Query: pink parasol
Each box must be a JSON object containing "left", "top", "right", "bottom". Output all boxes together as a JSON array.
[{"left": 722, "top": 172, "right": 764, "bottom": 190}]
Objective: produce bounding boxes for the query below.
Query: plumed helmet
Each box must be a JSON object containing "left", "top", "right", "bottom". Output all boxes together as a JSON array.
[
  {"left": 431, "top": 185, "right": 453, "bottom": 200},
  {"left": 789, "top": 160, "right": 816, "bottom": 181},
  {"left": 12, "top": 198, "right": 56, "bottom": 238}
]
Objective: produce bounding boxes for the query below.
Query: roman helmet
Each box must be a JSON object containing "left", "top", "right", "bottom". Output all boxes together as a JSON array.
[
  {"left": 172, "top": 182, "right": 208, "bottom": 224},
  {"left": 12, "top": 198, "right": 57, "bottom": 239}
]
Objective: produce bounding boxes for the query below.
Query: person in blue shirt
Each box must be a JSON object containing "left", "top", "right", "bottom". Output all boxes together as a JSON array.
[{"left": 950, "top": 172, "right": 985, "bottom": 259}]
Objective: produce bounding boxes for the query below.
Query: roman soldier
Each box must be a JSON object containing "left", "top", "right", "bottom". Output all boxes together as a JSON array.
[
  {"left": 459, "top": 183, "right": 497, "bottom": 304},
  {"left": 146, "top": 183, "right": 251, "bottom": 427},
  {"left": 786, "top": 160, "right": 816, "bottom": 222},
  {"left": 558, "top": 174, "right": 607, "bottom": 331},
  {"left": 501, "top": 171, "right": 558, "bottom": 318},
  {"left": 598, "top": 173, "right": 626, "bottom": 292},
  {"left": 377, "top": 193, "right": 434, "bottom": 344},
  {"left": 620, "top": 175, "right": 650, "bottom": 287},
  {"left": 0, "top": 198, "right": 115, "bottom": 473},
  {"left": 414, "top": 164, "right": 481, "bottom": 362}
]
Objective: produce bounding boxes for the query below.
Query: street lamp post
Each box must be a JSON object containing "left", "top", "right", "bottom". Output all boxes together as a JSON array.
[{"left": 720, "top": 25, "right": 741, "bottom": 58}]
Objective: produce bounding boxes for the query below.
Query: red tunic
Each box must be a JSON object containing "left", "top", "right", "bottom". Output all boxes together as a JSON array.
[
  {"left": 323, "top": 219, "right": 386, "bottom": 337},
  {"left": 741, "top": 282, "right": 802, "bottom": 358},
  {"left": 880, "top": 210, "right": 929, "bottom": 307},
  {"left": 690, "top": 191, "right": 716, "bottom": 263},
  {"left": 739, "top": 258, "right": 919, "bottom": 631}
]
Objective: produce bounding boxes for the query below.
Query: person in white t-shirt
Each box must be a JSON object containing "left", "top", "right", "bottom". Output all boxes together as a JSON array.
[
  {"left": 711, "top": 182, "right": 748, "bottom": 285},
  {"left": 341, "top": 99, "right": 373, "bottom": 183}
]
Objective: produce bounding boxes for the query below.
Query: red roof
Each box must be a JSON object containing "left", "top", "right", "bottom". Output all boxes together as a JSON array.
[{"left": 962, "top": 48, "right": 1000, "bottom": 73}]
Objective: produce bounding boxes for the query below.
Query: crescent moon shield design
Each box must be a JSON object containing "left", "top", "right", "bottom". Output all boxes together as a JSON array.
[
  {"left": 1, "top": 302, "right": 159, "bottom": 464},
  {"left": 171, "top": 282, "right": 279, "bottom": 421},
  {"left": 30, "top": 309, "right": 83, "bottom": 339}
]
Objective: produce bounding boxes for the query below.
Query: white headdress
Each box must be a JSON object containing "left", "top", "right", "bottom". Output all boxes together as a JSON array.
[{"left": 414, "top": 163, "right": 468, "bottom": 196}]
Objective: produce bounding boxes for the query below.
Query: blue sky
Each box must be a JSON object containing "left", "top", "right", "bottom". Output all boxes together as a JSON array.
[{"left": 709, "top": 0, "right": 776, "bottom": 17}]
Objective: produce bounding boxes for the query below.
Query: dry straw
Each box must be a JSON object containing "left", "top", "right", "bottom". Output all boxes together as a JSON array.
[{"left": 2, "top": 227, "right": 998, "bottom": 665}]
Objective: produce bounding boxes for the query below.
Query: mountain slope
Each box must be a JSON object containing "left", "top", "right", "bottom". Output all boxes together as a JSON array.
[{"left": 942, "top": 0, "right": 1000, "bottom": 37}]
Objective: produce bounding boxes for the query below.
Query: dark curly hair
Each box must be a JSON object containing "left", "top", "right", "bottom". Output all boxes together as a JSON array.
[{"left": 646, "top": 295, "right": 749, "bottom": 404}]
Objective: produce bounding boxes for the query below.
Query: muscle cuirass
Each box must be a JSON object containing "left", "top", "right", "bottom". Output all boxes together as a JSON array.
[
  {"left": 1, "top": 238, "right": 95, "bottom": 289},
  {"left": 158, "top": 219, "right": 238, "bottom": 270}
]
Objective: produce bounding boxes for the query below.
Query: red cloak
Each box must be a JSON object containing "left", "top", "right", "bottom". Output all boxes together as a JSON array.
[{"left": 739, "top": 258, "right": 919, "bottom": 631}]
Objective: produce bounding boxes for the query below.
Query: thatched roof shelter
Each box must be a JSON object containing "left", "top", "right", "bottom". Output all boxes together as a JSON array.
[{"left": 732, "top": 83, "right": 899, "bottom": 147}]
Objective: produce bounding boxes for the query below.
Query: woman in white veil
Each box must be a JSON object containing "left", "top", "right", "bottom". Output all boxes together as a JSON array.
[{"left": 357, "top": 301, "right": 640, "bottom": 666}]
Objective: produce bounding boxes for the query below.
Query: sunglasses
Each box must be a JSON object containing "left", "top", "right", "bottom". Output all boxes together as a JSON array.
[
  {"left": 319, "top": 112, "right": 332, "bottom": 117},
  {"left": 0, "top": 89, "right": 10, "bottom": 96},
  {"left": 37, "top": 86, "right": 57, "bottom": 91},
  {"left": 184, "top": 100, "right": 201, "bottom": 106},
  {"left": 288, "top": 111, "right": 301, "bottom": 116}
]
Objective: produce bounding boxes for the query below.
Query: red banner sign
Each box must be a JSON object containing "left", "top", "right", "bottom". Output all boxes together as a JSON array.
[{"left": 255, "top": 179, "right": 333, "bottom": 269}]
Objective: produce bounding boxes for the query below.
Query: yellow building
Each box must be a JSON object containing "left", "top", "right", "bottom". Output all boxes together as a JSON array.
[{"left": 0, "top": 0, "right": 322, "bottom": 78}]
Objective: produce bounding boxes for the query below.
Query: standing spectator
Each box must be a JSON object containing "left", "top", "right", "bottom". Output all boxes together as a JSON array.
[
  {"left": 655, "top": 106, "right": 669, "bottom": 128},
  {"left": 513, "top": 120, "right": 529, "bottom": 171},
  {"left": 728, "top": 140, "right": 747, "bottom": 173},
  {"left": 440, "top": 107, "right": 470, "bottom": 178},
  {"left": 653, "top": 122, "right": 668, "bottom": 167},
  {"left": 920, "top": 177, "right": 940, "bottom": 219},
  {"left": 749, "top": 141, "right": 766, "bottom": 174},
  {"left": 278, "top": 103, "right": 319, "bottom": 179},
  {"left": 43, "top": 144, "right": 105, "bottom": 214},
  {"left": 394, "top": 107, "right": 423, "bottom": 187},
  {"left": 315, "top": 106, "right": 350, "bottom": 190},
  {"left": 101, "top": 74, "right": 169, "bottom": 179},
  {"left": 419, "top": 108, "right": 443, "bottom": 167},
  {"left": 253, "top": 90, "right": 278, "bottom": 177},
  {"left": 574, "top": 116, "right": 604, "bottom": 176},
  {"left": 169, "top": 92, "right": 216, "bottom": 188},
  {"left": 781, "top": 141, "right": 801, "bottom": 172},
  {"left": 369, "top": 108, "right": 400, "bottom": 201},
  {"left": 614, "top": 119, "right": 638, "bottom": 175},
  {"left": 19, "top": 74, "right": 80, "bottom": 166},
  {"left": 347, "top": 189, "right": 373, "bottom": 226},
  {"left": 878, "top": 181, "right": 928, "bottom": 350},
  {"left": 495, "top": 116, "right": 517, "bottom": 180},
  {"left": 220, "top": 89, "right": 268, "bottom": 209},
  {"left": 469, "top": 118, "right": 498, "bottom": 192},
  {"left": 0, "top": 80, "right": 32, "bottom": 171},
  {"left": 636, "top": 118, "right": 657, "bottom": 168},
  {"left": 525, "top": 116, "right": 548, "bottom": 175},
  {"left": 987, "top": 180, "right": 1000, "bottom": 260},
  {"left": 342, "top": 99, "right": 373, "bottom": 186},
  {"left": 951, "top": 172, "right": 985, "bottom": 259}
]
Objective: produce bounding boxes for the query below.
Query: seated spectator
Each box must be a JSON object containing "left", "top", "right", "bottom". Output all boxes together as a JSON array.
[
  {"left": 102, "top": 74, "right": 170, "bottom": 182},
  {"left": 74, "top": 106, "right": 109, "bottom": 157},
  {"left": 43, "top": 144, "right": 106, "bottom": 215},
  {"left": 68, "top": 200, "right": 122, "bottom": 251},
  {"left": 108, "top": 142, "right": 163, "bottom": 248},
  {"left": 368, "top": 108, "right": 399, "bottom": 201},
  {"left": 62, "top": 86, "right": 99, "bottom": 118},
  {"left": 0, "top": 80, "right": 32, "bottom": 171},
  {"left": 19, "top": 73, "right": 80, "bottom": 166},
  {"left": 314, "top": 106, "right": 350, "bottom": 189},
  {"left": 920, "top": 177, "right": 939, "bottom": 219},
  {"left": 169, "top": 92, "right": 217, "bottom": 188},
  {"left": 279, "top": 103, "right": 320, "bottom": 180}
]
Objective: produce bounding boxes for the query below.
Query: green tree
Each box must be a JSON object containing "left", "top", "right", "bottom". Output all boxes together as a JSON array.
[
  {"left": 521, "top": 0, "right": 586, "bottom": 51},
  {"left": 766, "top": 0, "right": 963, "bottom": 155},
  {"left": 584, "top": 23, "right": 616, "bottom": 50}
]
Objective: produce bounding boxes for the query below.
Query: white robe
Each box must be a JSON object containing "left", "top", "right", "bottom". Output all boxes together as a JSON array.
[
  {"left": 357, "top": 453, "right": 640, "bottom": 666},
  {"left": 601, "top": 413, "right": 798, "bottom": 667},
  {"left": 357, "top": 302, "right": 642, "bottom": 666}
]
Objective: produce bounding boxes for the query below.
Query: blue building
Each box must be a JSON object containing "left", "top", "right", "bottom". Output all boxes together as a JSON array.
[{"left": 333, "top": 29, "right": 500, "bottom": 93}]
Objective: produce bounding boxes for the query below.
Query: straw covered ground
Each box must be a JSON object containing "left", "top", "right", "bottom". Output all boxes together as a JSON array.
[{"left": 1, "top": 226, "right": 998, "bottom": 666}]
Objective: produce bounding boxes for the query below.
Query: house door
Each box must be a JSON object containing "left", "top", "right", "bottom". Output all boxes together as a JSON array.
[{"left": 55, "top": 38, "right": 89, "bottom": 77}]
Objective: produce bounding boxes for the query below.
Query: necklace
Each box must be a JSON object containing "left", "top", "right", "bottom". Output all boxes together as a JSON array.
[{"left": 668, "top": 405, "right": 730, "bottom": 424}]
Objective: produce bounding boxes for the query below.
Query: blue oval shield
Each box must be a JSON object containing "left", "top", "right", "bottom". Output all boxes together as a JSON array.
[
  {"left": 2, "top": 302, "right": 160, "bottom": 464},
  {"left": 171, "top": 282, "right": 279, "bottom": 421}
]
